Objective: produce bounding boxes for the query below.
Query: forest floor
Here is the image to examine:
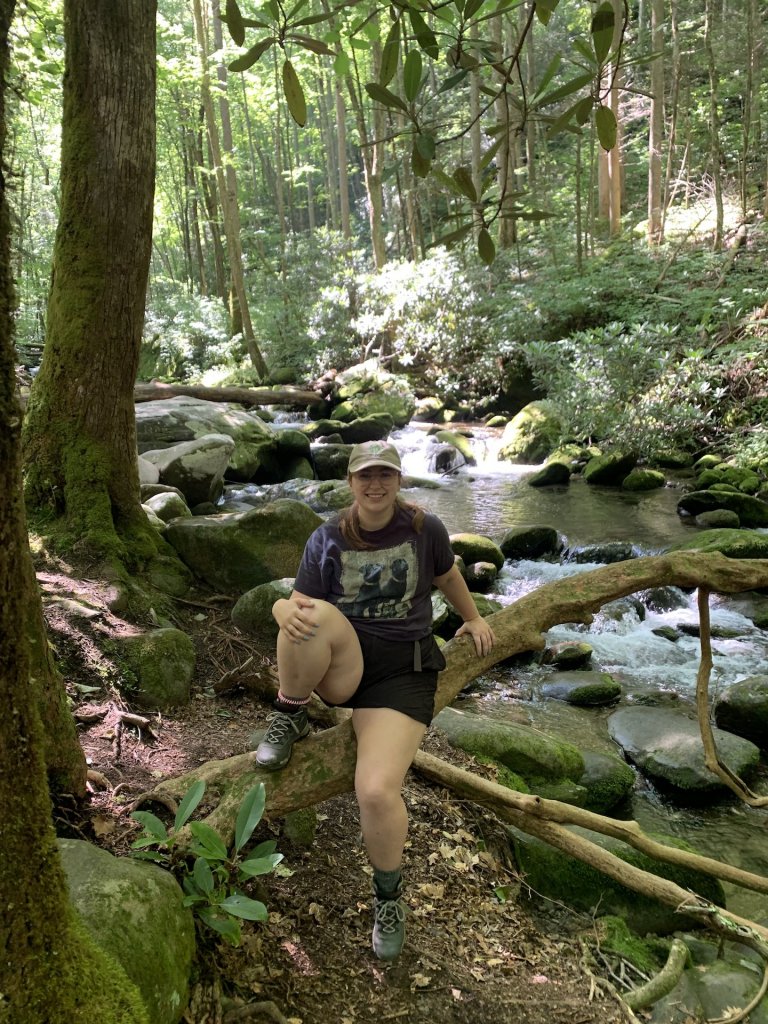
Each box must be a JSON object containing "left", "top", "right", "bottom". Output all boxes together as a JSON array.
[{"left": 42, "top": 552, "right": 633, "bottom": 1024}]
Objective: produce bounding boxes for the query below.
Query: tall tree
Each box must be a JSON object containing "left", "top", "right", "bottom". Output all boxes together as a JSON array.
[
  {"left": 647, "top": 0, "right": 664, "bottom": 243},
  {"left": 22, "top": 0, "right": 159, "bottom": 567},
  {"left": 0, "top": 4, "right": 149, "bottom": 1020}
]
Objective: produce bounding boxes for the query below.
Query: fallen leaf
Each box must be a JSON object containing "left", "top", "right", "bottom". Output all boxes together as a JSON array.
[
  {"left": 451, "top": 988, "right": 462, "bottom": 1000},
  {"left": 91, "top": 815, "right": 116, "bottom": 837},
  {"left": 410, "top": 973, "right": 431, "bottom": 990},
  {"left": 416, "top": 883, "right": 445, "bottom": 899}
]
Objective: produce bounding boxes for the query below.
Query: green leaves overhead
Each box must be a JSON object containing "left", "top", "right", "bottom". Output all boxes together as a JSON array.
[
  {"left": 452, "top": 166, "right": 478, "bottom": 203},
  {"left": 477, "top": 227, "right": 495, "bottom": 266},
  {"left": 408, "top": 8, "right": 439, "bottom": 59},
  {"left": 225, "top": 0, "right": 246, "bottom": 46},
  {"left": 591, "top": 2, "right": 616, "bottom": 65},
  {"left": 535, "top": 0, "right": 560, "bottom": 26},
  {"left": 403, "top": 49, "right": 423, "bottom": 102},
  {"left": 365, "top": 82, "right": 409, "bottom": 114},
  {"left": 228, "top": 37, "right": 276, "bottom": 72},
  {"left": 282, "top": 59, "right": 307, "bottom": 126},
  {"left": 595, "top": 104, "right": 617, "bottom": 150},
  {"left": 380, "top": 18, "right": 401, "bottom": 87}
]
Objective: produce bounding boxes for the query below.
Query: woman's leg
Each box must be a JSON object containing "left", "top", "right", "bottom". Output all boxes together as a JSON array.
[
  {"left": 352, "top": 706, "right": 427, "bottom": 959},
  {"left": 256, "top": 601, "right": 363, "bottom": 771},
  {"left": 276, "top": 599, "right": 364, "bottom": 704}
]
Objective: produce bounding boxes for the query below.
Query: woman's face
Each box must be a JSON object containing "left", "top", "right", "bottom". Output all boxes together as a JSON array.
[{"left": 349, "top": 466, "right": 401, "bottom": 521}]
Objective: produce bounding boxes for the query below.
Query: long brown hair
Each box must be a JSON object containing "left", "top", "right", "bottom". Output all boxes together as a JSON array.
[{"left": 338, "top": 494, "right": 426, "bottom": 550}]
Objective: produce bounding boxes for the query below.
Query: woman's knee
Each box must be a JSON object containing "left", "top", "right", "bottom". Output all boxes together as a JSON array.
[{"left": 355, "top": 774, "right": 402, "bottom": 815}]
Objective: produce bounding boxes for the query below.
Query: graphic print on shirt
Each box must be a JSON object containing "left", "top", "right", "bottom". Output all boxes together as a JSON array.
[{"left": 336, "top": 540, "right": 418, "bottom": 619}]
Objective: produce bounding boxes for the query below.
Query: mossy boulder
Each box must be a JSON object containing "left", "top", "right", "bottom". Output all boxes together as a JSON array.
[
  {"left": 332, "top": 359, "right": 416, "bottom": 427},
  {"left": 499, "top": 526, "right": 562, "bottom": 561},
  {"left": 696, "top": 465, "right": 761, "bottom": 494},
  {"left": 713, "top": 675, "right": 768, "bottom": 749},
  {"left": 578, "top": 751, "right": 635, "bottom": 813},
  {"left": 542, "top": 641, "right": 593, "bottom": 669},
  {"left": 449, "top": 532, "right": 505, "bottom": 570},
  {"left": 59, "top": 839, "right": 195, "bottom": 1024},
  {"left": 301, "top": 418, "right": 348, "bottom": 440},
  {"left": 433, "top": 706, "right": 584, "bottom": 785},
  {"left": 412, "top": 395, "right": 446, "bottom": 422},
  {"left": 541, "top": 670, "right": 621, "bottom": 706},
  {"left": 498, "top": 400, "right": 562, "bottom": 463},
  {"left": 340, "top": 413, "right": 394, "bottom": 444},
  {"left": 608, "top": 707, "right": 760, "bottom": 794},
  {"left": 310, "top": 443, "right": 353, "bottom": 480},
  {"left": 231, "top": 578, "right": 295, "bottom": 641},
  {"left": 652, "top": 450, "right": 694, "bottom": 469},
  {"left": 667, "top": 528, "right": 768, "bottom": 559},
  {"left": 693, "top": 454, "right": 724, "bottom": 475},
  {"left": 274, "top": 428, "right": 311, "bottom": 458},
  {"left": 165, "top": 500, "right": 323, "bottom": 594},
  {"left": 117, "top": 628, "right": 196, "bottom": 709},
  {"left": 433, "top": 429, "right": 476, "bottom": 466},
  {"left": 509, "top": 825, "right": 725, "bottom": 935},
  {"left": 527, "top": 461, "right": 571, "bottom": 487},
  {"left": 622, "top": 468, "right": 666, "bottom": 491},
  {"left": 568, "top": 541, "right": 636, "bottom": 564},
  {"left": 146, "top": 554, "right": 194, "bottom": 598},
  {"left": 583, "top": 451, "right": 638, "bottom": 485},
  {"left": 676, "top": 490, "right": 768, "bottom": 528},
  {"left": 694, "top": 509, "right": 740, "bottom": 529}
]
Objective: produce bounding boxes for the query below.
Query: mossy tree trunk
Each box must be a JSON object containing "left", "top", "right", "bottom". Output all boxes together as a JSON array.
[
  {"left": 22, "top": 0, "right": 158, "bottom": 568},
  {"left": 0, "top": 7, "right": 147, "bottom": 1019}
]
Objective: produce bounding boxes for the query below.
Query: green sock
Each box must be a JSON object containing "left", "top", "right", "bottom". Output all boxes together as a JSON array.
[{"left": 373, "top": 867, "right": 402, "bottom": 898}]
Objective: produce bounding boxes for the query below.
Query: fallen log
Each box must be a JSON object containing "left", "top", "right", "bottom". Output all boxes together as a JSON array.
[{"left": 133, "top": 381, "right": 321, "bottom": 407}]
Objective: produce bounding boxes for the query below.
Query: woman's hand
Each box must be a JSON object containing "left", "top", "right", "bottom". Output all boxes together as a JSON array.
[
  {"left": 455, "top": 615, "right": 496, "bottom": 657},
  {"left": 273, "top": 596, "right": 319, "bottom": 645}
]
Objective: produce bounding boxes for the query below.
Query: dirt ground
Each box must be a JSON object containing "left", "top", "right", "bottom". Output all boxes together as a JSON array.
[{"left": 43, "top": 562, "right": 632, "bottom": 1024}]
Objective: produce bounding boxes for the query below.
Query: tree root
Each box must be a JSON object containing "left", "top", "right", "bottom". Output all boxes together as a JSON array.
[
  {"left": 623, "top": 937, "right": 688, "bottom": 1010},
  {"left": 707, "top": 960, "right": 768, "bottom": 1024}
]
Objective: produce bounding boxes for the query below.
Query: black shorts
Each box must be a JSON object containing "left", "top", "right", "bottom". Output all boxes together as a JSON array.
[{"left": 332, "top": 632, "right": 446, "bottom": 726}]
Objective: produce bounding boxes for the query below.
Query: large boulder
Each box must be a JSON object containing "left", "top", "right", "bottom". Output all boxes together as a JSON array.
[
  {"left": 667, "top": 528, "right": 768, "bottom": 559},
  {"left": 116, "top": 628, "right": 196, "bottom": 709},
  {"left": 433, "top": 707, "right": 584, "bottom": 789},
  {"left": 59, "top": 839, "right": 195, "bottom": 1024},
  {"left": 713, "top": 675, "right": 768, "bottom": 750},
  {"left": 141, "top": 434, "right": 235, "bottom": 506},
  {"left": 508, "top": 825, "right": 725, "bottom": 935},
  {"left": 607, "top": 707, "right": 760, "bottom": 794},
  {"left": 527, "top": 461, "right": 571, "bottom": 487},
  {"left": 135, "top": 396, "right": 277, "bottom": 481},
  {"left": 497, "top": 401, "right": 561, "bottom": 464},
  {"left": 567, "top": 541, "right": 636, "bottom": 564},
  {"left": 583, "top": 451, "right": 638, "bottom": 485},
  {"left": 331, "top": 359, "right": 416, "bottom": 427},
  {"left": 540, "top": 670, "right": 621, "bottom": 707},
  {"left": 449, "top": 532, "right": 505, "bottom": 570},
  {"left": 499, "top": 526, "right": 562, "bottom": 561},
  {"left": 231, "top": 578, "right": 295, "bottom": 641},
  {"left": 621, "top": 468, "right": 665, "bottom": 491},
  {"left": 426, "top": 441, "right": 466, "bottom": 475},
  {"left": 143, "top": 492, "right": 192, "bottom": 523},
  {"left": 696, "top": 464, "right": 761, "bottom": 494},
  {"left": 338, "top": 413, "right": 394, "bottom": 443},
  {"left": 578, "top": 750, "right": 635, "bottom": 813},
  {"left": 676, "top": 490, "right": 768, "bottom": 528},
  {"left": 165, "top": 499, "right": 323, "bottom": 594},
  {"left": 311, "top": 443, "right": 353, "bottom": 480},
  {"left": 432, "top": 429, "right": 476, "bottom": 466}
]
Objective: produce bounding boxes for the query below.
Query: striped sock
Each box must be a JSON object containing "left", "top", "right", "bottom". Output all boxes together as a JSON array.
[{"left": 275, "top": 691, "right": 311, "bottom": 712}]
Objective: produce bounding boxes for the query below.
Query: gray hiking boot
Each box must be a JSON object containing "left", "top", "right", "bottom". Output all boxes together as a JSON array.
[
  {"left": 254, "top": 707, "right": 310, "bottom": 770},
  {"left": 372, "top": 891, "right": 406, "bottom": 961}
]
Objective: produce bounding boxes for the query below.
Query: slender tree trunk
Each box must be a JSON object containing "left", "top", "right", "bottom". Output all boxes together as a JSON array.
[
  {"left": 316, "top": 74, "right": 339, "bottom": 231},
  {"left": 647, "top": 0, "right": 664, "bottom": 243},
  {"left": 704, "top": 0, "right": 724, "bottom": 250},
  {"left": 740, "top": 0, "right": 757, "bottom": 217},
  {"left": 661, "top": 0, "right": 680, "bottom": 236},
  {"left": 347, "top": 36, "right": 386, "bottom": 269},
  {"left": 493, "top": 13, "right": 515, "bottom": 249},
  {"left": 22, "top": 0, "right": 158, "bottom": 563},
  {"left": 470, "top": 63, "right": 483, "bottom": 239},
  {"left": 192, "top": 0, "right": 267, "bottom": 374}
]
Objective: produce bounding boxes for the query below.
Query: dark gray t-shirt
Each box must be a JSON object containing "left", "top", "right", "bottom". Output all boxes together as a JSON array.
[{"left": 293, "top": 506, "right": 455, "bottom": 641}]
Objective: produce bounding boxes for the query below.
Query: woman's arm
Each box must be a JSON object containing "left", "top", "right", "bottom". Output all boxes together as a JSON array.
[{"left": 433, "top": 564, "right": 496, "bottom": 656}]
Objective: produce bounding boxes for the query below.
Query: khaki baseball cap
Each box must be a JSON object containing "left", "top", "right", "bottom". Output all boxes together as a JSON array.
[{"left": 347, "top": 441, "right": 402, "bottom": 474}]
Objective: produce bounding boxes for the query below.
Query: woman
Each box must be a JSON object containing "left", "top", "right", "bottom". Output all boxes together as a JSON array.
[{"left": 255, "top": 440, "right": 496, "bottom": 960}]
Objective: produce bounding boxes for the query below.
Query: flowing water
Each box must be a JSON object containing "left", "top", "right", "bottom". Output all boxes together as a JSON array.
[{"left": 394, "top": 425, "right": 768, "bottom": 922}]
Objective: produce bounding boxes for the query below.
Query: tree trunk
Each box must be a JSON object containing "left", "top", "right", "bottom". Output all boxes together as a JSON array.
[
  {"left": 0, "top": 5, "right": 149, "bottom": 1019},
  {"left": 660, "top": 0, "right": 680, "bottom": 237},
  {"left": 347, "top": 35, "right": 386, "bottom": 269},
  {"left": 647, "top": 0, "right": 664, "bottom": 244},
  {"left": 21, "top": 0, "right": 159, "bottom": 564},
  {"left": 133, "top": 380, "right": 319, "bottom": 406},
  {"left": 334, "top": 79, "right": 351, "bottom": 237},
  {"left": 192, "top": 0, "right": 268, "bottom": 375},
  {"left": 705, "top": 0, "right": 724, "bottom": 250}
]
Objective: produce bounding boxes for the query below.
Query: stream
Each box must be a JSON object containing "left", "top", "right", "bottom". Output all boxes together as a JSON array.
[{"left": 395, "top": 425, "right": 768, "bottom": 924}]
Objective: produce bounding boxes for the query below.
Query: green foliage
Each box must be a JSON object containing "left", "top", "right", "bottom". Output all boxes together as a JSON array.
[
  {"left": 140, "top": 291, "right": 236, "bottom": 381},
  {"left": 131, "top": 781, "right": 283, "bottom": 946}
]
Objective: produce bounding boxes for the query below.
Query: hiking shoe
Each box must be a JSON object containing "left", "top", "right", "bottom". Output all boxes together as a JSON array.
[
  {"left": 372, "top": 892, "right": 406, "bottom": 961},
  {"left": 254, "top": 707, "right": 310, "bottom": 770}
]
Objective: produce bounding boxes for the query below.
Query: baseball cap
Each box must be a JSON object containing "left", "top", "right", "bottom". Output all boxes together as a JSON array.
[{"left": 347, "top": 441, "right": 402, "bottom": 474}]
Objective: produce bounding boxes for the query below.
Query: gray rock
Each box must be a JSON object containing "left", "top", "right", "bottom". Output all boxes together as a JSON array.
[
  {"left": 59, "top": 838, "right": 195, "bottom": 1024},
  {"left": 713, "top": 675, "right": 768, "bottom": 750},
  {"left": 232, "top": 578, "right": 295, "bottom": 641},
  {"left": 165, "top": 499, "right": 322, "bottom": 595},
  {"left": 311, "top": 443, "right": 353, "bottom": 479},
  {"left": 578, "top": 750, "right": 635, "bottom": 813},
  {"left": 144, "top": 492, "right": 192, "bottom": 523},
  {"left": 464, "top": 561, "right": 498, "bottom": 593},
  {"left": 142, "top": 434, "right": 235, "bottom": 506},
  {"left": 568, "top": 541, "right": 636, "bottom": 564},
  {"left": 499, "top": 526, "right": 562, "bottom": 561},
  {"left": 449, "top": 532, "right": 505, "bottom": 570},
  {"left": 332, "top": 359, "right": 416, "bottom": 427},
  {"left": 541, "top": 670, "right": 621, "bottom": 706},
  {"left": 607, "top": 706, "right": 760, "bottom": 793},
  {"left": 694, "top": 508, "right": 741, "bottom": 528},
  {"left": 432, "top": 429, "right": 476, "bottom": 466},
  {"left": 426, "top": 441, "right": 465, "bottom": 475},
  {"left": 542, "top": 641, "right": 593, "bottom": 669},
  {"left": 651, "top": 959, "right": 768, "bottom": 1024},
  {"left": 138, "top": 454, "right": 160, "bottom": 484},
  {"left": 498, "top": 400, "right": 562, "bottom": 463},
  {"left": 527, "top": 461, "right": 571, "bottom": 487},
  {"left": 117, "top": 628, "right": 196, "bottom": 709},
  {"left": 339, "top": 412, "right": 395, "bottom": 444},
  {"left": 135, "top": 396, "right": 277, "bottom": 481},
  {"left": 676, "top": 491, "right": 768, "bottom": 528}
]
